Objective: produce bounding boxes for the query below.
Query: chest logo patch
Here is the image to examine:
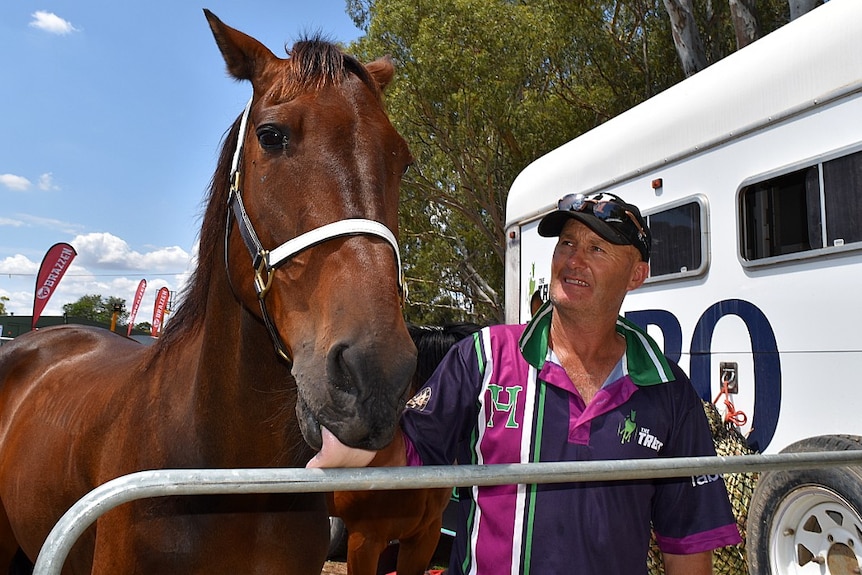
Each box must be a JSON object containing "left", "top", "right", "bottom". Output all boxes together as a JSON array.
[
  {"left": 619, "top": 410, "right": 637, "bottom": 443},
  {"left": 617, "top": 410, "right": 664, "bottom": 452},
  {"left": 406, "top": 386, "right": 432, "bottom": 411}
]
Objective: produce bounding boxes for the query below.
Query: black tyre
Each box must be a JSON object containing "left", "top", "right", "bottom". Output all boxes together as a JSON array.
[
  {"left": 747, "top": 435, "right": 862, "bottom": 575},
  {"left": 327, "top": 516, "right": 348, "bottom": 560}
]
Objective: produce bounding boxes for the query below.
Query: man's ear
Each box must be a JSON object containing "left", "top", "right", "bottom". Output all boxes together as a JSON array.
[{"left": 628, "top": 260, "right": 650, "bottom": 291}]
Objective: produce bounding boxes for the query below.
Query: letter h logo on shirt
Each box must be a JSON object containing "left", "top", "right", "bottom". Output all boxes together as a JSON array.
[{"left": 486, "top": 384, "right": 522, "bottom": 428}]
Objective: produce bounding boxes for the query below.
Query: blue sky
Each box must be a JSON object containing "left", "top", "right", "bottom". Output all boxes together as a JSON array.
[{"left": 0, "top": 1, "right": 363, "bottom": 321}]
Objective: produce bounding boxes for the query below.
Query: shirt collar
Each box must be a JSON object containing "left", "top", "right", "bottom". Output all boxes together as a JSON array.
[{"left": 518, "top": 302, "right": 675, "bottom": 386}]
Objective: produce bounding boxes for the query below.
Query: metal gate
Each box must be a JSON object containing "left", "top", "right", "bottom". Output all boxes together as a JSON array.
[{"left": 33, "top": 450, "right": 862, "bottom": 575}]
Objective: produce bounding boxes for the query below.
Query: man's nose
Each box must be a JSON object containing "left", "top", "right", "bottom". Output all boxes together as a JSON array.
[{"left": 565, "top": 246, "right": 586, "bottom": 266}]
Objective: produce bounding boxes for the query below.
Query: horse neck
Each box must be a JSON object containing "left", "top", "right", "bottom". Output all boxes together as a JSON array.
[
  {"left": 173, "top": 219, "right": 286, "bottom": 393},
  {"left": 368, "top": 425, "right": 406, "bottom": 467},
  {"left": 185, "top": 267, "right": 307, "bottom": 467}
]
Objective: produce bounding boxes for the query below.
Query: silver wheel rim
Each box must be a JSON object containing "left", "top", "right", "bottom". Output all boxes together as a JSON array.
[{"left": 769, "top": 485, "right": 862, "bottom": 574}]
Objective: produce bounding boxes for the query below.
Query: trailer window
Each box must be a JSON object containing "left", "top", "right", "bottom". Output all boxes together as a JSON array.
[
  {"left": 823, "top": 151, "right": 862, "bottom": 246},
  {"left": 741, "top": 149, "right": 862, "bottom": 262},
  {"left": 645, "top": 199, "right": 705, "bottom": 281}
]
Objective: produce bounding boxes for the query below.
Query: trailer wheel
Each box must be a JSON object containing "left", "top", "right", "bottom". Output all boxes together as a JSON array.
[{"left": 747, "top": 435, "right": 862, "bottom": 575}]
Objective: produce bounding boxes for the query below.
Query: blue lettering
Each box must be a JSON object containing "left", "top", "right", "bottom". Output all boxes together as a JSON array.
[
  {"left": 690, "top": 299, "right": 780, "bottom": 452},
  {"left": 625, "top": 309, "right": 683, "bottom": 363},
  {"left": 627, "top": 300, "right": 782, "bottom": 453}
]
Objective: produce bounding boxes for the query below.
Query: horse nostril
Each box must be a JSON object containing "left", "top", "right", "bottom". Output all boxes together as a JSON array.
[
  {"left": 326, "top": 340, "right": 412, "bottom": 406},
  {"left": 326, "top": 342, "right": 355, "bottom": 395}
]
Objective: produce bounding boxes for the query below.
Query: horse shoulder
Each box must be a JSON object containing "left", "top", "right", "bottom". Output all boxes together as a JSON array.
[{"left": 0, "top": 326, "right": 153, "bottom": 473}]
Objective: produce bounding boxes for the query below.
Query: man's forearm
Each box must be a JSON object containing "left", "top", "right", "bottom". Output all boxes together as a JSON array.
[{"left": 663, "top": 550, "right": 713, "bottom": 575}]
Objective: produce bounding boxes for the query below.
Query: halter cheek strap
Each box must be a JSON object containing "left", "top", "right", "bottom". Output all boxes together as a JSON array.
[{"left": 225, "top": 97, "right": 407, "bottom": 363}]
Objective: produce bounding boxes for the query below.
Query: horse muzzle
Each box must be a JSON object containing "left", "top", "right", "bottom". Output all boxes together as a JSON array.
[{"left": 294, "top": 339, "right": 414, "bottom": 460}]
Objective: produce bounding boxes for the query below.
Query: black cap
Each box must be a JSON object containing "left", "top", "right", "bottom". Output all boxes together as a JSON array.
[{"left": 538, "top": 193, "right": 651, "bottom": 262}]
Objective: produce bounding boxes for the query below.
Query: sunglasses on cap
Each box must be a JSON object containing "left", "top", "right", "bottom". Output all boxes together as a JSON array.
[{"left": 557, "top": 193, "right": 648, "bottom": 245}]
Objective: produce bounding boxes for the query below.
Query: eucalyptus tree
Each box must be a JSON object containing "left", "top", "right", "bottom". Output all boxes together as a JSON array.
[{"left": 345, "top": 0, "right": 790, "bottom": 324}]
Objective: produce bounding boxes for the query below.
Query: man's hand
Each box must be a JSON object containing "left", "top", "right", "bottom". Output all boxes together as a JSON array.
[
  {"left": 305, "top": 426, "right": 376, "bottom": 468},
  {"left": 663, "top": 551, "right": 712, "bottom": 575}
]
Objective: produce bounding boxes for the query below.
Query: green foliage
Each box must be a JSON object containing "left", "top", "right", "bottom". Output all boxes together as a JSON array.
[
  {"left": 62, "top": 294, "right": 128, "bottom": 325},
  {"left": 346, "top": 0, "right": 789, "bottom": 325},
  {"left": 0, "top": 296, "right": 8, "bottom": 316}
]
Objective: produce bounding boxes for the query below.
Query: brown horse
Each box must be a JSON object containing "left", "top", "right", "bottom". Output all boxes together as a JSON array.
[
  {"left": 0, "top": 11, "right": 415, "bottom": 575},
  {"left": 329, "top": 323, "right": 482, "bottom": 575}
]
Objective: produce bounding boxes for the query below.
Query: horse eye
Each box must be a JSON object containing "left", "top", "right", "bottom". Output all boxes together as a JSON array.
[{"left": 256, "top": 126, "right": 288, "bottom": 151}]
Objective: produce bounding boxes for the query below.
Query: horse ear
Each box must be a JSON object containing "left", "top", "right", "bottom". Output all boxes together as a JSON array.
[
  {"left": 204, "top": 9, "right": 277, "bottom": 82},
  {"left": 364, "top": 56, "right": 395, "bottom": 91}
]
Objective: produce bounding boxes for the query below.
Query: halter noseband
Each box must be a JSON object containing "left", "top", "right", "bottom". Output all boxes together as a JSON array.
[{"left": 225, "top": 97, "right": 406, "bottom": 362}]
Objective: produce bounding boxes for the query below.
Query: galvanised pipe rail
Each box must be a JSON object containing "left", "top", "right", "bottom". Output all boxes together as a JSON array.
[{"left": 34, "top": 450, "right": 862, "bottom": 575}]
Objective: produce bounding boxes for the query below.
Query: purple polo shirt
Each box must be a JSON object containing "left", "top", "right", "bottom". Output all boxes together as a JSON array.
[{"left": 401, "top": 307, "right": 741, "bottom": 575}]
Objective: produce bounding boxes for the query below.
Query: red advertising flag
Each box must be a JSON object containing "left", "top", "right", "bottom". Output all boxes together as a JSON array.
[
  {"left": 127, "top": 279, "right": 147, "bottom": 337},
  {"left": 151, "top": 286, "right": 170, "bottom": 337},
  {"left": 32, "top": 242, "right": 77, "bottom": 330}
]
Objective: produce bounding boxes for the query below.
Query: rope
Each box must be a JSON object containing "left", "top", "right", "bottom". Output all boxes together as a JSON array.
[{"left": 713, "top": 373, "right": 748, "bottom": 427}]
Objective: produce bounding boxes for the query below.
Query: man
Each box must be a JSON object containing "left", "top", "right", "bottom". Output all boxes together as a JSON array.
[{"left": 398, "top": 192, "right": 741, "bottom": 574}]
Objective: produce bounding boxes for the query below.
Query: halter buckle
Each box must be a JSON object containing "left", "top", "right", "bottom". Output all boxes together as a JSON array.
[
  {"left": 254, "top": 253, "right": 274, "bottom": 298},
  {"left": 228, "top": 169, "right": 241, "bottom": 203}
]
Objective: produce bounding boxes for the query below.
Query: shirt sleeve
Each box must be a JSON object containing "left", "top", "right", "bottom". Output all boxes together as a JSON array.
[
  {"left": 400, "top": 333, "right": 485, "bottom": 466},
  {"left": 651, "top": 362, "right": 743, "bottom": 553}
]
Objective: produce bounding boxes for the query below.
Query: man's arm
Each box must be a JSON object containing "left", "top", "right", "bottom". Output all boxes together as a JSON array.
[{"left": 663, "top": 551, "right": 712, "bottom": 575}]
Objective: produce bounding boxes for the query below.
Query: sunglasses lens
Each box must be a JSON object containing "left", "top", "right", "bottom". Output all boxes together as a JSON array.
[
  {"left": 554, "top": 193, "right": 648, "bottom": 259},
  {"left": 557, "top": 193, "right": 584, "bottom": 212},
  {"left": 591, "top": 202, "right": 619, "bottom": 219}
]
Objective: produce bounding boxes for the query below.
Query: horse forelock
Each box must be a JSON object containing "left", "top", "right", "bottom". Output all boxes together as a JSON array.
[{"left": 273, "top": 37, "right": 381, "bottom": 102}]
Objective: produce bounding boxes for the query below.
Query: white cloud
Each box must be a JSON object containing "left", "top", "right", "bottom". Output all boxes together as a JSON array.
[
  {"left": 70, "top": 232, "right": 190, "bottom": 271},
  {"left": 0, "top": 173, "right": 60, "bottom": 192},
  {"left": 0, "top": 174, "right": 31, "bottom": 191},
  {"left": 28, "top": 11, "right": 78, "bottom": 35},
  {"left": 0, "top": 217, "right": 25, "bottom": 227},
  {"left": 37, "top": 173, "right": 60, "bottom": 191},
  {"left": 0, "top": 254, "right": 39, "bottom": 275},
  {"left": 14, "top": 214, "right": 84, "bottom": 235}
]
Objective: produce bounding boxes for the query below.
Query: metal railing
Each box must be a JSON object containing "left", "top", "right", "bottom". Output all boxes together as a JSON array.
[{"left": 33, "top": 450, "right": 862, "bottom": 575}]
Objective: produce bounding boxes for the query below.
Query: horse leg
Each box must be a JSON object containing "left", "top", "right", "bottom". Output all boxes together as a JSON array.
[
  {"left": 394, "top": 487, "right": 451, "bottom": 575},
  {"left": 394, "top": 529, "right": 442, "bottom": 575},
  {"left": 0, "top": 503, "right": 23, "bottom": 573},
  {"left": 345, "top": 530, "right": 389, "bottom": 575}
]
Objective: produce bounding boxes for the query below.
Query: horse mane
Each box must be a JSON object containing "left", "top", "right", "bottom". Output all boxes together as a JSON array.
[
  {"left": 158, "top": 38, "right": 381, "bottom": 351},
  {"left": 156, "top": 121, "right": 237, "bottom": 350},
  {"left": 407, "top": 323, "right": 483, "bottom": 386}
]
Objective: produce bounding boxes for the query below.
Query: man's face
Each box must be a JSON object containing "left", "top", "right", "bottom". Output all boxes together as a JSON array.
[{"left": 549, "top": 219, "right": 648, "bottom": 320}]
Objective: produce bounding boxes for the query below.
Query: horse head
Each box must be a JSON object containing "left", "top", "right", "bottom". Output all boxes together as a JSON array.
[{"left": 204, "top": 11, "right": 416, "bottom": 465}]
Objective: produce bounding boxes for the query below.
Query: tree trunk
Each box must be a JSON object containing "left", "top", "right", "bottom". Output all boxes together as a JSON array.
[
  {"left": 789, "top": 0, "right": 820, "bottom": 20},
  {"left": 728, "top": 0, "right": 760, "bottom": 49},
  {"left": 661, "top": 0, "right": 707, "bottom": 76}
]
